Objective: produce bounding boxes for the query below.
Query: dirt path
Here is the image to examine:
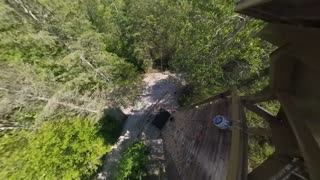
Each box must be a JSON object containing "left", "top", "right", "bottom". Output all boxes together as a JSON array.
[{"left": 97, "top": 72, "right": 180, "bottom": 179}]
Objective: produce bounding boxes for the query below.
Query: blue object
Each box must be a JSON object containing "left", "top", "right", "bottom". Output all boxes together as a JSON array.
[
  {"left": 214, "top": 116, "right": 223, "bottom": 124},
  {"left": 213, "top": 115, "right": 230, "bottom": 129}
]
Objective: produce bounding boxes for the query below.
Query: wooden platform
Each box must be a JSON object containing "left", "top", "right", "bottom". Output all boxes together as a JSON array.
[{"left": 162, "top": 92, "right": 247, "bottom": 180}]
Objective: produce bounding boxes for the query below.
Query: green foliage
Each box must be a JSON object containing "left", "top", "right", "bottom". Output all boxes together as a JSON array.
[
  {"left": 115, "top": 141, "right": 149, "bottom": 180},
  {"left": 0, "top": 0, "right": 142, "bottom": 130},
  {"left": 0, "top": 117, "right": 110, "bottom": 180},
  {"left": 245, "top": 100, "right": 280, "bottom": 170},
  {"left": 0, "top": 0, "right": 277, "bottom": 176},
  {"left": 245, "top": 100, "right": 280, "bottom": 128},
  {"left": 248, "top": 136, "right": 274, "bottom": 172},
  {"left": 110, "top": 0, "right": 273, "bottom": 104},
  {"left": 9, "top": 103, "right": 44, "bottom": 124},
  {"left": 0, "top": 0, "right": 142, "bottom": 106},
  {"left": 167, "top": 0, "right": 272, "bottom": 104}
]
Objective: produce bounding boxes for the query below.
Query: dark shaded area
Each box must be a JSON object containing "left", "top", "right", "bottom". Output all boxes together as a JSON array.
[
  {"left": 152, "top": 108, "right": 171, "bottom": 130},
  {"left": 98, "top": 107, "right": 127, "bottom": 145},
  {"left": 236, "top": 0, "right": 320, "bottom": 28},
  {"left": 177, "top": 84, "right": 195, "bottom": 106},
  {"left": 152, "top": 49, "right": 175, "bottom": 71},
  {"left": 92, "top": 108, "right": 128, "bottom": 180}
]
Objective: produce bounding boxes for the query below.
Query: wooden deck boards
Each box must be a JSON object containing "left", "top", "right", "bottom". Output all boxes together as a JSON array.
[{"left": 162, "top": 97, "right": 233, "bottom": 180}]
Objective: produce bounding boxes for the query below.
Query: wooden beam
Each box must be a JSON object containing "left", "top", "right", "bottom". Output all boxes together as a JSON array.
[
  {"left": 278, "top": 92, "right": 320, "bottom": 180},
  {"left": 227, "top": 90, "right": 248, "bottom": 180},
  {"left": 248, "top": 153, "right": 292, "bottom": 180},
  {"left": 270, "top": 108, "right": 300, "bottom": 156},
  {"left": 235, "top": 0, "right": 268, "bottom": 13},
  {"left": 247, "top": 127, "right": 272, "bottom": 137},
  {"left": 241, "top": 85, "right": 276, "bottom": 104},
  {"left": 183, "top": 90, "right": 231, "bottom": 110},
  {"left": 243, "top": 103, "right": 276, "bottom": 122}
]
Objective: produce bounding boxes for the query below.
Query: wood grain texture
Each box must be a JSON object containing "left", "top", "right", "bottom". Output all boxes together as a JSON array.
[{"left": 162, "top": 97, "right": 233, "bottom": 180}]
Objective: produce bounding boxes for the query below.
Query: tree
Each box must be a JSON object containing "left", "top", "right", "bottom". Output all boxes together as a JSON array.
[
  {"left": 0, "top": 117, "right": 110, "bottom": 179},
  {"left": 0, "top": 0, "right": 275, "bottom": 176},
  {"left": 0, "top": 0, "right": 142, "bottom": 126},
  {"left": 166, "top": 0, "right": 273, "bottom": 104}
]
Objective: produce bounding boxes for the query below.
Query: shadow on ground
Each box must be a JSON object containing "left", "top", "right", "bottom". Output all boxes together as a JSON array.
[{"left": 98, "top": 107, "right": 128, "bottom": 145}]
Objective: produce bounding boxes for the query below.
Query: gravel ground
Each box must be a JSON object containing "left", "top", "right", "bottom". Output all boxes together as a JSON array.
[{"left": 97, "top": 72, "right": 180, "bottom": 179}]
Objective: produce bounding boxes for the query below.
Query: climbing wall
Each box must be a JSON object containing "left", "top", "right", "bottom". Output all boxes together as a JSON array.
[{"left": 162, "top": 97, "right": 232, "bottom": 180}]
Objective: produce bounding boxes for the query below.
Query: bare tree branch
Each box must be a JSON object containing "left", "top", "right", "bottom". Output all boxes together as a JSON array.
[
  {"left": 0, "top": 87, "right": 100, "bottom": 114},
  {"left": 13, "top": 0, "right": 39, "bottom": 21},
  {"left": 80, "top": 54, "right": 111, "bottom": 82},
  {"left": 0, "top": 127, "right": 28, "bottom": 131}
]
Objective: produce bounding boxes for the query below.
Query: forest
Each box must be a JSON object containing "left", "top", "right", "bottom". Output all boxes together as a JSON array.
[{"left": 0, "top": 0, "right": 274, "bottom": 179}]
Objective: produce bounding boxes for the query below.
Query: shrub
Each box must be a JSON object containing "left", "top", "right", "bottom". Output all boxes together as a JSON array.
[
  {"left": 115, "top": 141, "right": 149, "bottom": 180},
  {"left": 0, "top": 117, "right": 111, "bottom": 179}
]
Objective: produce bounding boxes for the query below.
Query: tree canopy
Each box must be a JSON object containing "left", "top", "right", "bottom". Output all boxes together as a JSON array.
[
  {"left": 0, "top": 117, "right": 110, "bottom": 179},
  {"left": 0, "top": 0, "right": 274, "bottom": 178}
]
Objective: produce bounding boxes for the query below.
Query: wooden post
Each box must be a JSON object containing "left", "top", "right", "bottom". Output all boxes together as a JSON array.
[{"left": 227, "top": 90, "right": 248, "bottom": 180}]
